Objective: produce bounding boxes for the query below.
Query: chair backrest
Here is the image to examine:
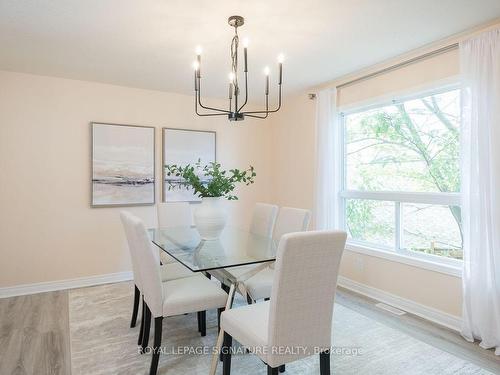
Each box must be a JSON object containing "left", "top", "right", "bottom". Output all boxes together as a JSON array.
[
  {"left": 128, "top": 212, "right": 164, "bottom": 318},
  {"left": 157, "top": 202, "right": 192, "bottom": 228},
  {"left": 120, "top": 211, "right": 143, "bottom": 291},
  {"left": 272, "top": 207, "right": 311, "bottom": 242},
  {"left": 250, "top": 203, "right": 279, "bottom": 238},
  {"left": 267, "top": 230, "right": 346, "bottom": 367}
]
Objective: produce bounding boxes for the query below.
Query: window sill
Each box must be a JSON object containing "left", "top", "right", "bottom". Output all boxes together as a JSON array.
[{"left": 345, "top": 242, "right": 462, "bottom": 278}]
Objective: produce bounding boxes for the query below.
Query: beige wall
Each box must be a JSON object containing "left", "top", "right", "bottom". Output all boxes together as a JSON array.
[
  {"left": 338, "top": 48, "right": 460, "bottom": 107},
  {"left": 269, "top": 52, "right": 463, "bottom": 318},
  {"left": 0, "top": 54, "right": 464, "bottom": 318},
  {"left": 271, "top": 94, "right": 317, "bottom": 213},
  {"left": 340, "top": 252, "right": 462, "bottom": 316},
  {"left": 0, "top": 71, "right": 273, "bottom": 288}
]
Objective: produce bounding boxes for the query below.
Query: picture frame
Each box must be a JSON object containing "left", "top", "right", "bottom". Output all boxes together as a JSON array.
[
  {"left": 91, "top": 122, "right": 155, "bottom": 207},
  {"left": 162, "top": 128, "right": 216, "bottom": 202}
]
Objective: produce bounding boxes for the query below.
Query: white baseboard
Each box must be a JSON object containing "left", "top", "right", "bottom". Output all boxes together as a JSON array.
[
  {"left": 0, "top": 272, "right": 462, "bottom": 332},
  {"left": 0, "top": 271, "right": 133, "bottom": 299},
  {"left": 337, "top": 276, "right": 462, "bottom": 332}
]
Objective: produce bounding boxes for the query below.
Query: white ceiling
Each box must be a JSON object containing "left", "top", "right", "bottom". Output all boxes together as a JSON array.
[{"left": 1, "top": 0, "right": 500, "bottom": 99}]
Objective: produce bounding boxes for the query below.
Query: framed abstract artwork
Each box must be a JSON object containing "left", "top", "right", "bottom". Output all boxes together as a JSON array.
[
  {"left": 162, "top": 128, "right": 216, "bottom": 202},
  {"left": 91, "top": 122, "right": 155, "bottom": 207}
]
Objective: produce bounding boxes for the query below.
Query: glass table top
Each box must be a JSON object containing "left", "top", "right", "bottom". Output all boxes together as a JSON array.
[{"left": 149, "top": 226, "right": 278, "bottom": 272}]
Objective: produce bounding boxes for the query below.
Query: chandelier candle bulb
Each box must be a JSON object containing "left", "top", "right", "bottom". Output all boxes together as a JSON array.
[
  {"left": 193, "top": 61, "right": 198, "bottom": 91},
  {"left": 264, "top": 66, "right": 270, "bottom": 95},
  {"left": 243, "top": 37, "right": 249, "bottom": 72},
  {"left": 244, "top": 47, "right": 248, "bottom": 72},
  {"left": 196, "top": 47, "right": 201, "bottom": 78},
  {"left": 277, "top": 54, "right": 284, "bottom": 85}
]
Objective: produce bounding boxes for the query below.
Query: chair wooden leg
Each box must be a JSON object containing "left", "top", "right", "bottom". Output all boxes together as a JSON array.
[
  {"left": 141, "top": 303, "right": 152, "bottom": 351},
  {"left": 217, "top": 307, "right": 225, "bottom": 362},
  {"left": 267, "top": 365, "right": 279, "bottom": 375},
  {"left": 199, "top": 310, "right": 206, "bottom": 337},
  {"left": 217, "top": 307, "right": 224, "bottom": 331},
  {"left": 149, "top": 317, "right": 163, "bottom": 375},
  {"left": 138, "top": 298, "right": 145, "bottom": 346},
  {"left": 130, "top": 285, "right": 140, "bottom": 328},
  {"left": 279, "top": 364, "right": 285, "bottom": 372},
  {"left": 319, "top": 350, "right": 330, "bottom": 375},
  {"left": 222, "top": 332, "right": 233, "bottom": 375}
]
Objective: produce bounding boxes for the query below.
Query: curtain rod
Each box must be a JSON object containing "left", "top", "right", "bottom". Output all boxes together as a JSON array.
[{"left": 336, "top": 43, "right": 459, "bottom": 90}]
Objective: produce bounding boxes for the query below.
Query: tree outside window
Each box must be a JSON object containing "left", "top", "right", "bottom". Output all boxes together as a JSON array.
[{"left": 344, "top": 88, "right": 462, "bottom": 260}]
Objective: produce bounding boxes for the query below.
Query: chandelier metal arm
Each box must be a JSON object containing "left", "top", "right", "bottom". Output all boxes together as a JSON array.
[
  {"left": 192, "top": 15, "right": 283, "bottom": 121},
  {"left": 241, "top": 84, "right": 282, "bottom": 114},
  {"left": 195, "top": 112, "right": 228, "bottom": 117},
  {"left": 246, "top": 114, "right": 268, "bottom": 119},
  {"left": 244, "top": 93, "right": 269, "bottom": 119},
  {"left": 195, "top": 90, "right": 229, "bottom": 116},
  {"left": 197, "top": 77, "right": 231, "bottom": 114}
]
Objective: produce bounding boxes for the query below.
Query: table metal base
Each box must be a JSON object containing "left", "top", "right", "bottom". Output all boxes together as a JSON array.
[{"left": 208, "top": 262, "right": 272, "bottom": 375}]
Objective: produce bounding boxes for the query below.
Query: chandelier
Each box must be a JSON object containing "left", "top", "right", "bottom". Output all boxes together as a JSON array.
[{"left": 193, "top": 15, "right": 283, "bottom": 121}]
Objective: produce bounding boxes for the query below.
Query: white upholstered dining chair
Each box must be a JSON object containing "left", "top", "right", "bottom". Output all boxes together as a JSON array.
[
  {"left": 249, "top": 202, "right": 280, "bottom": 238},
  {"left": 120, "top": 212, "right": 198, "bottom": 344},
  {"left": 220, "top": 230, "right": 347, "bottom": 375},
  {"left": 244, "top": 206, "right": 311, "bottom": 302},
  {"left": 226, "top": 203, "right": 278, "bottom": 268},
  {"left": 224, "top": 203, "right": 278, "bottom": 299},
  {"left": 127, "top": 212, "right": 228, "bottom": 375},
  {"left": 156, "top": 202, "right": 193, "bottom": 264}
]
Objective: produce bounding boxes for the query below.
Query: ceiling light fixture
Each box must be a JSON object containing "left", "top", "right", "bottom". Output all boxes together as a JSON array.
[{"left": 193, "top": 15, "right": 283, "bottom": 121}]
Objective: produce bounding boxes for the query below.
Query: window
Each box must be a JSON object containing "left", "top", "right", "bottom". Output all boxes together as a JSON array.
[{"left": 340, "top": 87, "right": 462, "bottom": 263}]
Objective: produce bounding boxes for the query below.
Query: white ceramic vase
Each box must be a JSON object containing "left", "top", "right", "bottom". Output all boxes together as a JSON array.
[{"left": 193, "top": 197, "right": 228, "bottom": 240}]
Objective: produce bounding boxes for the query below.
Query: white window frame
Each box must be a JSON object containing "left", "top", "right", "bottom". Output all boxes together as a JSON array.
[{"left": 339, "top": 85, "right": 463, "bottom": 275}]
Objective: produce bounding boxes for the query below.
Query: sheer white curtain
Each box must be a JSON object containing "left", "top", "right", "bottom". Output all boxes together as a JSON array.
[
  {"left": 460, "top": 28, "right": 500, "bottom": 355},
  {"left": 314, "top": 88, "right": 341, "bottom": 230}
]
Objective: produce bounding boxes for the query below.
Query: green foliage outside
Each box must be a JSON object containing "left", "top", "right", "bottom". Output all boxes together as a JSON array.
[{"left": 345, "top": 90, "right": 462, "bottom": 259}]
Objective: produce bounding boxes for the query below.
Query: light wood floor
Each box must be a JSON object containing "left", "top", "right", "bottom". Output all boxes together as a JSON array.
[
  {"left": 0, "top": 290, "right": 71, "bottom": 375},
  {"left": 0, "top": 285, "right": 498, "bottom": 375}
]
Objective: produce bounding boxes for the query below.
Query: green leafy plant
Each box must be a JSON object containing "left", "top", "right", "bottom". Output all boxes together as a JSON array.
[{"left": 165, "top": 160, "right": 256, "bottom": 200}]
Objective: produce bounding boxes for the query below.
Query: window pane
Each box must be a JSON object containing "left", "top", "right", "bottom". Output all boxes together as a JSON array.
[
  {"left": 345, "top": 89, "right": 460, "bottom": 193},
  {"left": 402, "top": 204, "right": 463, "bottom": 259},
  {"left": 346, "top": 199, "right": 394, "bottom": 248}
]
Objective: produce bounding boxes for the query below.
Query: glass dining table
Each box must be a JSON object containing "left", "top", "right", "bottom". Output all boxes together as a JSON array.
[{"left": 149, "top": 225, "right": 278, "bottom": 375}]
